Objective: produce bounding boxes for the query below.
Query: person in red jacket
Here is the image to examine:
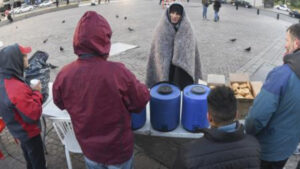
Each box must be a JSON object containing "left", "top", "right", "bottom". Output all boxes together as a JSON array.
[
  {"left": 53, "top": 11, "right": 150, "bottom": 169},
  {"left": 0, "top": 44, "right": 46, "bottom": 169}
]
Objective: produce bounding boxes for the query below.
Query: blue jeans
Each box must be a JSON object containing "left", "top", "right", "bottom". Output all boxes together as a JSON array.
[
  {"left": 84, "top": 155, "right": 134, "bottom": 169},
  {"left": 202, "top": 6, "right": 207, "bottom": 19},
  {"left": 214, "top": 11, "right": 219, "bottom": 21}
]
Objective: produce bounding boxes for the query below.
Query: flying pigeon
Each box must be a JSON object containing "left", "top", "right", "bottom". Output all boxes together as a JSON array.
[
  {"left": 245, "top": 47, "right": 251, "bottom": 52},
  {"left": 43, "top": 39, "right": 48, "bottom": 44},
  {"left": 60, "top": 46, "right": 64, "bottom": 51},
  {"left": 230, "top": 38, "right": 236, "bottom": 42}
]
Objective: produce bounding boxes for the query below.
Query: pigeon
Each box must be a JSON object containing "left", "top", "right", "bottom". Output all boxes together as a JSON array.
[
  {"left": 62, "top": 20, "right": 65, "bottom": 23},
  {"left": 230, "top": 38, "right": 236, "bottom": 42},
  {"left": 128, "top": 27, "right": 134, "bottom": 32},
  {"left": 48, "top": 63, "right": 58, "bottom": 69},
  {"left": 116, "top": 14, "right": 119, "bottom": 18},
  {"left": 245, "top": 47, "right": 251, "bottom": 52},
  {"left": 124, "top": 16, "right": 127, "bottom": 20},
  {"left": 60, "top": 46, "right": 64, "bottom": 51},
  {"left": 43, "top": 39, "right": 48, "bottom": 44}
]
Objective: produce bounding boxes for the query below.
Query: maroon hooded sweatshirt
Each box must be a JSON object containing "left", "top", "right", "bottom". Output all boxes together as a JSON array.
[{"left": 52, "top": 11, "right": 150, "bottom": 164}]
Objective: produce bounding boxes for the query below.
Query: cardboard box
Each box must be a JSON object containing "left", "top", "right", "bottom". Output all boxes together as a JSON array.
[
  {"left": 198, "top": 79, "right": 208, "bottom": 86},
  {"left": 207, "top": 74, "right": 226, "bottom": 88},
  {"left": 229, "top": 73, "right": 262, "bottom": 119},
  {"left": 250, "top": 81, "right": 263, "bottom": 97},
  {"left": 230, "top": 73, "right": 254, "bottom": 100}
]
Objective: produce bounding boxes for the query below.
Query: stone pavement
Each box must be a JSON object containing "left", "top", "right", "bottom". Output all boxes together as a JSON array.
[{"left": 0, "top": 0, "right": 299, "bottom": 168}]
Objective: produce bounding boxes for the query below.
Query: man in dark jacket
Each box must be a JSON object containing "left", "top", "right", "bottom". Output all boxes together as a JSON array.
[
  {"left": 213, "top": 0, "right": 221, "bottom": 22},
  {"left": 0, "top": 44, "right": 46, "bottom": 169},
  {"left": 173, "top": 86, "right": 261, "bottom": 169},
  {"left": 53, "top": 11, "right": 150, "bottom": 169},
  {"left": 245, "top": 23, "right": 300, "bottom": 169}
]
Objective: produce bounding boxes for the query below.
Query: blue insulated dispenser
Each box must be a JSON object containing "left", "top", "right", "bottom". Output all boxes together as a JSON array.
[
  {"left": 150, "top": 83, "right": 181, "bottom": 132},
  {"left": 182, "top": 84, "right": 210, "bottom": 132},
  {"left": 131, "top": 108, "right": 146, "bottom": 130}
]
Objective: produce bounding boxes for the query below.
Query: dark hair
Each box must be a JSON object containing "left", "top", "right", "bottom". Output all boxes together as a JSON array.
[
  {"left": 169, "top": 4, "right": 183, "bottom": 16},
  {"left": 207, "top": 86, "right": 237, "bottom": 125},
  {"left": 287, "top": 23, "right": 300, "bottom": 40}
]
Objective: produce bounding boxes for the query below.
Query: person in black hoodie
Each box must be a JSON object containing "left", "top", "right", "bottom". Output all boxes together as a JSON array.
[{"left": 173, "top": 86, "right": 261, "bottom": 169}]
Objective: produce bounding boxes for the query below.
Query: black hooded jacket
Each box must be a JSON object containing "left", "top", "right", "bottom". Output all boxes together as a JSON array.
[{"left": 173, "top": 122, "right": 261, "bottom": 169}]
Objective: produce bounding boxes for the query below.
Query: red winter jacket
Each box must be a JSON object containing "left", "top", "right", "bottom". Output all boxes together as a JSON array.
[
  {"left": 53, "top": 11, "right": 150, "bottom": 165},
  {"left": 0, "top": 44, "right": 43, "bottom": 142}
]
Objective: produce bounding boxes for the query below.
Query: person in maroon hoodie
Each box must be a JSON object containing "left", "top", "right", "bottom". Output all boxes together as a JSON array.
[{"left": 53, "top": 11, "right": 150, "bottom": 169}]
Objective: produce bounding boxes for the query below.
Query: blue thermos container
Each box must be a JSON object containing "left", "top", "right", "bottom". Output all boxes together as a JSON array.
[
  {"left": 131, "top": 108, "right": 146, "bottom": 130},
  {"left": 150, "top": 83, "right": 181, "bottom": 132},
  {"left": 182, "top": 84, "right": 210, "bottom": 132}
]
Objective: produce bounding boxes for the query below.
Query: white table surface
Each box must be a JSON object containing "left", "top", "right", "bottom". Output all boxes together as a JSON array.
[{"left": 42, "top": 82, "right": 70, "bottom": 118}]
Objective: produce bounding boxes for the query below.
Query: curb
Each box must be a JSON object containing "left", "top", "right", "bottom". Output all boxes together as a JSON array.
[{"left": 0, "top": 3, "right": 79, "bottom": 27}]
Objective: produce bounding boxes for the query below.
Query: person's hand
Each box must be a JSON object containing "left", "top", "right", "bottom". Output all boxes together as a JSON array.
[{"left": 31, "top": 81, "right": 42, "bottom": 92}]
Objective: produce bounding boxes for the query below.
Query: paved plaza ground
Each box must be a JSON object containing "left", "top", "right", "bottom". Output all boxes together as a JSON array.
[{"left": 0, "top": 0, "right": 300, "bottom": 168}]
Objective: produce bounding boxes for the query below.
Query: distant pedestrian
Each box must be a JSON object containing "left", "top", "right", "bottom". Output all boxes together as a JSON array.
[
  {"left": 213, "top": 0, "right": 221, "bottom": 22},
  {"left": 66, "top": 0, "right": 69, "bottom": 5},
  {"left": 202, "top": 0, "right": 209, "bottom": 19},
  {"left": 5, "top": 10, "right": 13, "bottom": 23},
  {"left": 55, "top": 0, "right": 59, "bottom": 7},
  {"left": 98, "top": 0, "right": 101, "bottom": 4}
]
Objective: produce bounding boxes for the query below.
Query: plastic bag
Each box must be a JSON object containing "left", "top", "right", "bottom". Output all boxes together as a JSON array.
[{"left": 25, "top": 51, "right": 51, "bottom": 103}]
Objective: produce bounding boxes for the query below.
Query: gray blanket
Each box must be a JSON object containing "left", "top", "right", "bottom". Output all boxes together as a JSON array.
[{"left": 146, "top": 5, "right": 202, "bottom": 87}]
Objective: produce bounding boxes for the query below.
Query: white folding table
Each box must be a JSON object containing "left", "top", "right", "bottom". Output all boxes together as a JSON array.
[{"left": 43, "top": 82, "right": 204, "bottom": 139}]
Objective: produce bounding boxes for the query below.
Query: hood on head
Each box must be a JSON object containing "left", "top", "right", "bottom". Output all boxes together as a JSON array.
[
  {"left": 169, "top": 3, "right": 183, "bottom": 16},
  {"left": 0, "top": 43, "right": 25, "bottom": 79},
  {"left": 167, "top": 2, "right": 185, "bottom": 27},
  {"left": 284, "top": 49, "right": 300, "bottom": 79},
  {"left": 73, "top": 11, "right": 112, "bottom": 59},
  {"left": 168, "top": 2, "right": 184, "bottom": 12}
]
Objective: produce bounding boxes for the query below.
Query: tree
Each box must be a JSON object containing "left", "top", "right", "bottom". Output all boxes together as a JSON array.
[{"left": 291, "top": 0, "right": 300, "bottom": 7}]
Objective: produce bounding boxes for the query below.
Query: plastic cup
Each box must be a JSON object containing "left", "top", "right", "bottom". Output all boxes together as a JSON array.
[{"left": 30, "top": 79, "right": 40, "bottom": 88}]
